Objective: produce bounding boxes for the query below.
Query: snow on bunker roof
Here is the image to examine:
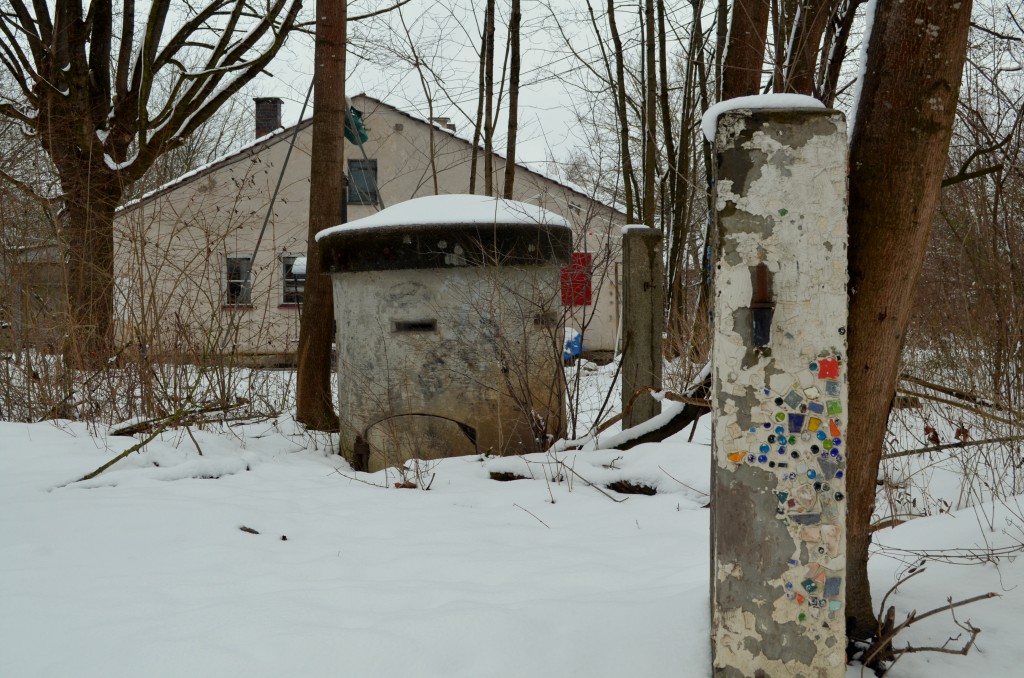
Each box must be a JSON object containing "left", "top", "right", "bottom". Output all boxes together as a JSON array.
[
  {"left": 316, "top": 194, "right": 572, "bottom": 274},
  {"left": 700, "top": 94, "right": 826, "bottom": 142},
  {"left": 316, "top": 194, "right": 568, "bottom": 241}
]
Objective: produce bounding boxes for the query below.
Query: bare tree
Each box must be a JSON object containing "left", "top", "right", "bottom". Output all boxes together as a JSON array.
[
  {"left": 0, "top": 0, "right": 303, "bottom": 367},
  {"left": 721, "top": 0, "right": 770, "bottom": 98},
  {"left": 502, "top": 0, "right": 522, "bottom": 198},
  {"left": 295, "top": 0, "right": 344, "bottom": 431},
  {"left": 843, "top": 1, "right": 974, "bottom": 640}
]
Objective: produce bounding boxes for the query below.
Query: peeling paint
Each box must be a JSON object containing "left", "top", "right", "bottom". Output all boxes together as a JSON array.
[{"left": 711, "top": 109, "right": 849, "bottom": 677}]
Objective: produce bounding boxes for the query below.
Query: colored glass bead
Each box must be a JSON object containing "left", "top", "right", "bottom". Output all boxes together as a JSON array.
[{"left": 758, "top": 454, "right": 768, "bottom": 463}]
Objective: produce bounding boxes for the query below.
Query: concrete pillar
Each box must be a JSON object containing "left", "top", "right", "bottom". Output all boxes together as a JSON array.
[
  {"left": 710, "top": 109, "right": 849, "bottom": 676},
  {"left": 621, "top": 226, "right": 664, "bottom": 429}
]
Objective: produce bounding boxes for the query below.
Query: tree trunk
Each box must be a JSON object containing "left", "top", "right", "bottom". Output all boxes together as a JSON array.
[
  {"left": 844, "top": 0, "right": 973, "bottom": 640},
  {"left": 502, "top": 0, "right": 521, "bottom": 199},
  {"left": 607, "top": 0, "right": 637, "bottom": 222},
  {"left": 483, "top": 0, "right": 496, "bottom": 197},
  {"left": 642, "top": 0, "right": 657, "bottom": 226},
  {"left": 782, "top": 0, "right": 837, "bottom": 96},
  {"left": 295, "top": 0, "right": 344, "bottom": 431},
  {"left": 721, "top": 0, "right": 770, "bottom": 99},
  {"left": 60, "top": 172, "right": 121, "bottom": 369}
]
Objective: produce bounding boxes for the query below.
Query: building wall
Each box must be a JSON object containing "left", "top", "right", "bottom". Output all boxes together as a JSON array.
[{"left": 114, "top": 96, "right": 624, "bottom": 359}]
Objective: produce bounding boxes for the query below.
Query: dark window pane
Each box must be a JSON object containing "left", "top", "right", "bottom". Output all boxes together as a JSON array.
[
  {"left": 282, "top": 255, "right": 306, "bottom": 305},
  {"left": 349, "top": 159, "right": 378, "bottom": 205},
  {"left": 225, "top": 256, "right": 252, "bottom": 305}
]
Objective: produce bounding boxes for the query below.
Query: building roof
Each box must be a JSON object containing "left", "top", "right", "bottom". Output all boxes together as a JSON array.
[{"left": 118, "top": 94, "right": 623, "bottom": 218}]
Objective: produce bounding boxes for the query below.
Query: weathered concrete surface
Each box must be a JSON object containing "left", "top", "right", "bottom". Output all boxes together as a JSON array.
[
  {"left": 331, "top": 264, "right": 566, "bottom": 472},
  {"left": 621, "top": 227, "right": 664, "bottom": 428},
  {"left": 711, "top": 109, "right": 849, "bottom": 677}
]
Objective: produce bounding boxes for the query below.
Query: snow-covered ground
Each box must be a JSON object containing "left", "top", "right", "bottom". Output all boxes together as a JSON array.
[{"left": 1, "top": 369, "right": 1022, "bottom": 677}]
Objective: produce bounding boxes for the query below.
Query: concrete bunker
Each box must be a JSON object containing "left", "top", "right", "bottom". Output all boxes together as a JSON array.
[{"left": 317, "top": 194, "right": 572, "bottom": 472}]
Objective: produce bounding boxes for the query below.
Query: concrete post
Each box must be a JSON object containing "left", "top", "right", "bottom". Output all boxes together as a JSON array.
[
  {"left": 621, "top": 226, "right": 664, "bottom": 429},
  {"left": 710, "top": 109, "right": 849, "bottom": 676}
]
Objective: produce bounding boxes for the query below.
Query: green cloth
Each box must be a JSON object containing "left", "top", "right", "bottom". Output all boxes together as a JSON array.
[{"left": 344, "top": 106, "right": 369, "bottom": 144}]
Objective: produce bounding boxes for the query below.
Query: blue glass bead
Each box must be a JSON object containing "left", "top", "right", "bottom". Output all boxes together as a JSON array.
[
  {"left": 835, "top": 470, "right": 843, "bottom": 479},
  {"left": 816, "top": 430, "right": 827, "bottom": 441},
  {"left": 760, "top": 443, "right": 771, "bottom": 453},
  {"left": 807, "top": 469, "right": 817, "bottom": 479},
  {"left": 758, "top": 454, "right": 768, "bottom": 463}
]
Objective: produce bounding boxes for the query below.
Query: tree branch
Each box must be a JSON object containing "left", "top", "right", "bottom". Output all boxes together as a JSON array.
[
  {"left": 942, "top": 163, "right": 1003, "bottom": 187},
  {"left": 350, "top": 0, "right": 414, "bottom": 21}
]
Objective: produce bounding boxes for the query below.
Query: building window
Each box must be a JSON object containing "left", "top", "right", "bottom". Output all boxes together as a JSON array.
[
  {"left": 225, "top": 256, "right": 252, "bottom": 305},
  {"left": 561, "top": 252, "right": 592, "bottom": 306},
  {"left": 282, "top": 255, "right": 306, "bottom": 305},
  {"left": 348, "top": 159, "right": 378, "bottom": 205}
]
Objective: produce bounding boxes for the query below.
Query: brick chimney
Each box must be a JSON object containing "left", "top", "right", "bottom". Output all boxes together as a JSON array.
[{"left": 254, "top": 97, "right": 283, "bottom": 138}]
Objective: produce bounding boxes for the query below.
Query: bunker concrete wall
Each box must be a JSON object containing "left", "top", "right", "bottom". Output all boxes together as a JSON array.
[
  {"left": 711, "top": 109, "right": 849, "bottom": 677},
  {"left": 333, "top": 265, "right": 565, "bottom": 471}
]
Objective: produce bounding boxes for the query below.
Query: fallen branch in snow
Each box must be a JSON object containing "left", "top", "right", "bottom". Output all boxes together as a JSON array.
[
  {"left": 614, "top": 378, "right": 711, "bottom": 451},
  {"left": 882, "top": 434, "right": 1024, "bottom": 460},
  {"left": 74, "top": 405, "right": 196, "bottom": 482},
  {"left": 110, "top": 399, "right": 252, "bottom": 436}
]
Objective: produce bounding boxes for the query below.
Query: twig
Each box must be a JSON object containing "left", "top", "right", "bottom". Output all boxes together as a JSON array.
[
  {"left": 896, "top": 388, "right": 1024, "bottom": 429},
  {"left": 658, "top": 465, "right": 709, "bottom": 497},
  {"left": 555, "top": 460, "right": 627, "bottom": 502},
  {"left": 184, "top": 425, "right": 204, "bottom": 456},
  {"left": 328, "top": 466, "right": 388, "bottom": 488},
  {"left": 882, "top": 435, "right": 1024, "bottom": 460},
  {"left": 899, "top": 373, "right": 1024, "bottom": 419},
  {"left": 513, "top": 503, "right": 550, "bottom": 528},
  {"left": 862, "top": 591, "right": 998, "bottom": 668}
]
